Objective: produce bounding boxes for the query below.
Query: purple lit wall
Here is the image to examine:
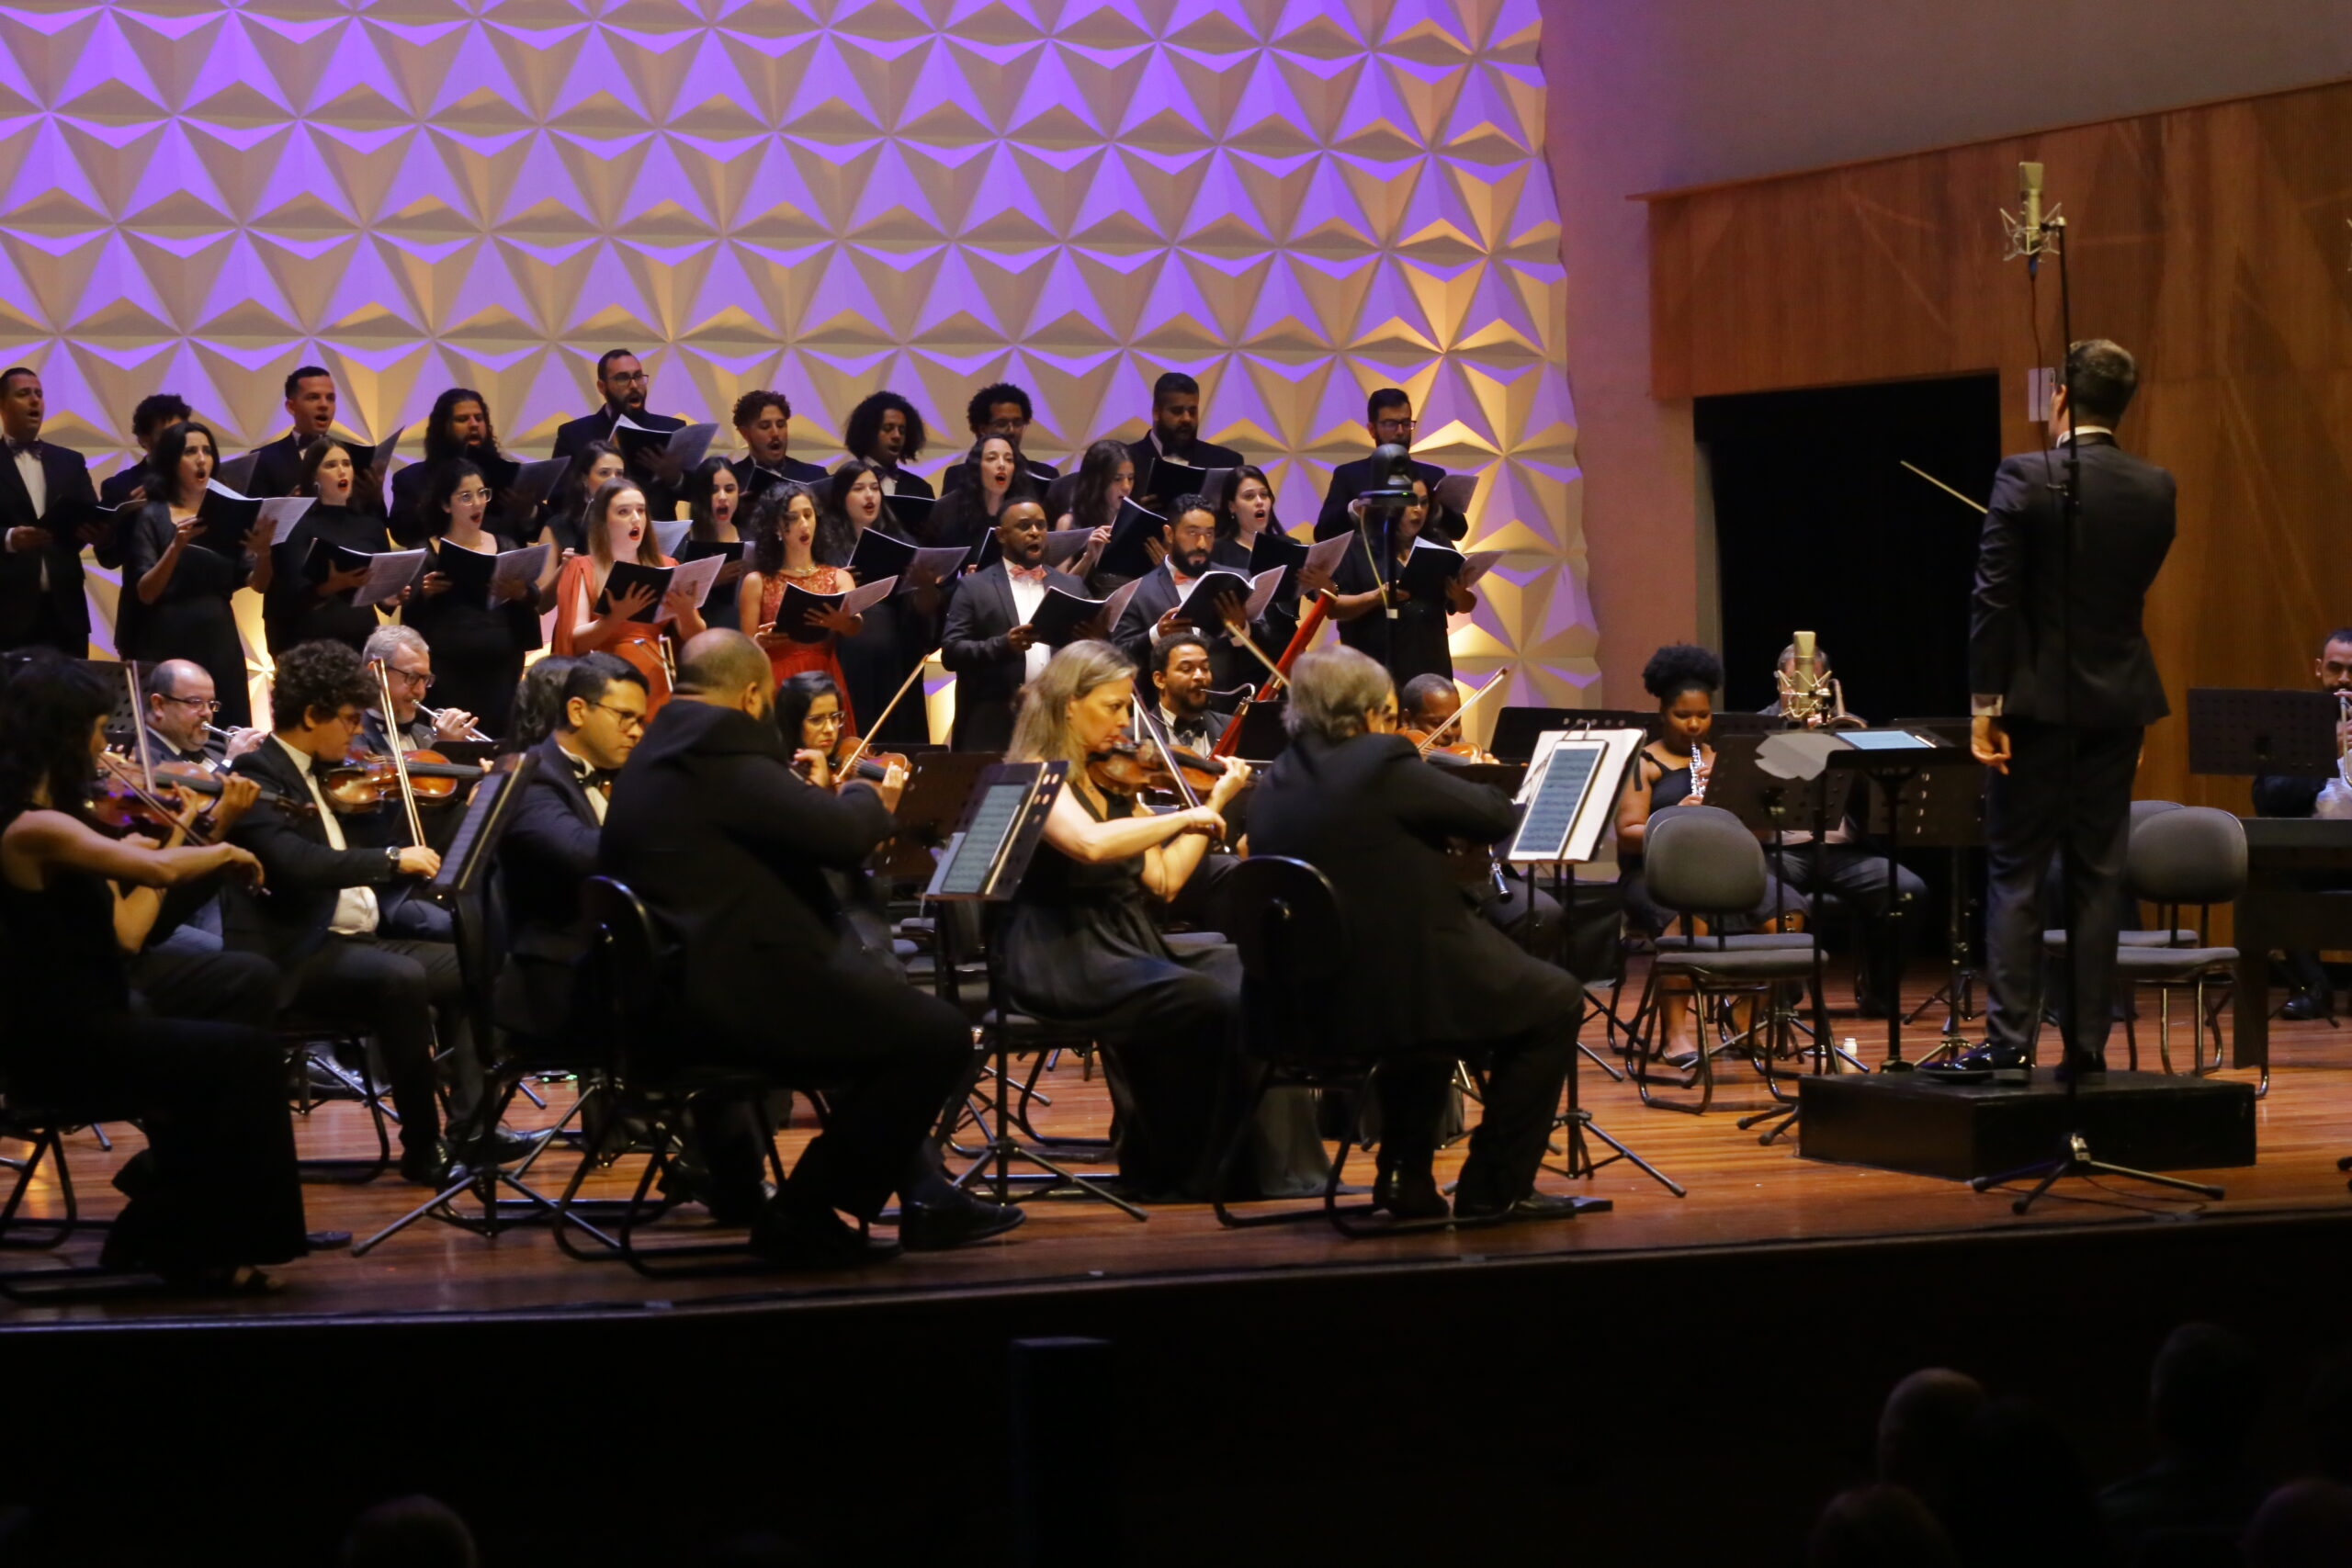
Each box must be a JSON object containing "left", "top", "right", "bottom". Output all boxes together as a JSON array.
[{"left": 1, "top": 0, "right": 1592, "bottom": 706}]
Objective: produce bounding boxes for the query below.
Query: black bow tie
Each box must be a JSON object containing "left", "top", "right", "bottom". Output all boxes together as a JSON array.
[
  {"left": 579, "top": 763, "right": 614, "bottom": 793},
  {"left": 5, "top": 439, "right": 38, "bottom": 458}
]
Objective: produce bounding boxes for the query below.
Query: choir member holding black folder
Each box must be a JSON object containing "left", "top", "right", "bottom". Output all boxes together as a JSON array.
[
  {"left": 403, "top": 458, "right": 551, "bottom": 740},
  {"left": 927, "top": 434, "right": 1041, "bottom": 554},
  {"left": 843, "top": 390, "right": 933, "bottom": 500},
  {"left": 1109, "top": 494, "right": 1277, "bottom": 695},
  {"left": 1329, "top": 475, "right": 1476, "bottom": 689},
  {"left": 265, "top": 437, "right": 400, "bottom": 656},
  {"left": 1055, "top": 439, "right": 1133, "bottom": 591},
  {"left": 118, "top": 421, "right": 276, "bottom": 728},
  {"left": 1125, "top": 372, "right": 1245, "bottom": 509},
  {"left": 1314, "top": 387, "right": 1450, "bottom": 541},
  {"left": 389, "top": 388, "right": 522, "bottom": 547},
  {"left": 741, "top": 481, "right": 865, "bottom": 713},
  {"left": 940, "top": 499, "right": 1090, "bottom": 751}
]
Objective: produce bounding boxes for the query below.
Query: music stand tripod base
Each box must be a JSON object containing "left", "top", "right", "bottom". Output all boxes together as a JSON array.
[{"left": 1969, "top": 1129, "right": 2224, "bottom": 1213}]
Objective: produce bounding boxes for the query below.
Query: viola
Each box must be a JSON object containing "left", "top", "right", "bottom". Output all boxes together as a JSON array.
[
  {"left": 321, "top": 747, "right": 485, "bottom": 811},
  {"left": 1086, "top": 731, "right": 1229, "bottom": 800}
]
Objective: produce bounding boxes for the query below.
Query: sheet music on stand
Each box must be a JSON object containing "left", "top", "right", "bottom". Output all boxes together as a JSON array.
[
  {"left": 1507, "top": 728, "right": 1641, "bottom": 863},
  {"left": 923, "top": 761, "right": 1069, "bottom": 901},
  {"left": 2186, "top": 687, "right": 2337, "bottom": 777}
]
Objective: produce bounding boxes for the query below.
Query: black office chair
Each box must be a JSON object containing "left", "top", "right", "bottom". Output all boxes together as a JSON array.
[{"left": 548, "top": 876, "right": 786, "bottom": 1276}]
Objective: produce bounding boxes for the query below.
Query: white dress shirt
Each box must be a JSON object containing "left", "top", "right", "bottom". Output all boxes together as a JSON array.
[
  {"left": 1004, "top": 560, "right": 1049, "bottom": 682},
  {"left": 14, "top": 443, "right": 47, "bottom": 592},
  {"left": 558, "top": 739, "right": 609, "bottom": 826},
  {"left": 273, "top": 735, "right": 380, "bottom": 936}
]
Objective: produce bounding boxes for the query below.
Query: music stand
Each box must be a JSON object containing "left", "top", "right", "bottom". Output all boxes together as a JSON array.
[
  {"left": 1490, "top": 706, "right": 1654, "bottom": 764},
  {"left": 923, "top": 762, "right": 1140, "bottom": 1218},
  {"left": 2185, "top": 687, "right": 2335, "bottom": 778},
  {"left": 1889, "top": 717, "right": 1989, "bottom": 1055},
  {"left": 355, "top": 753, "right": 553, "bottom": 1255},
  {"left": 876, "top": 750, "right": 1000, "bottom": 881},
  {"left": 1504, "top": 729, "right": 1678, "bottom": 1197}
]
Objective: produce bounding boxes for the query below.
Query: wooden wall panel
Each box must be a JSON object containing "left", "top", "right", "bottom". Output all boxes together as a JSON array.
[{"left": 1646, "top": 78, "right": 2352, "bottom": 809}]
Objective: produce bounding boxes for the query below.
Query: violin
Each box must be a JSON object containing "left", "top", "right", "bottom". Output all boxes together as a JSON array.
[
  {"left": 829, "top": 734, "right": 909, "bottom": 787},
  {"left": 1401, "top": 727, "right": 1487, "bottom": 761},
  {"left": 88, "top": 761, "right": 200, "bottom": 842},
  {"left": 320, "top": 747, "right": 485, "bottom": 811},
  {"left": 1086, "top": 731, "right": 1230, "bottom": 800}
]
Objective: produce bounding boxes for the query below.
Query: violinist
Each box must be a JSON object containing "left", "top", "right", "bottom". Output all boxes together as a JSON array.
[
  {"left": 1150, "top": 633, "right": 1235, "bottom": 753},
  {"left": 1399, "top": 673, "right": 1494, "bottom": 764},
  {"left": 1246, "top": 646, "right": 1583, "bottom": 1223},
  {"left": 494, "top": 651, "right": 645, "bottom": 1043},
  {"left": 127, "top": 659, "right": 276, "bottom": 982},
  {"left": 354, "top": 626, "right": 474, "bottom": 940},
  {"left": 997, "top": 641, "right": 1273, "bottom": 1201},
  {"left": 597, "top": 629, "right": 1017, "bottom": 1264},
  {"left": 1397, "top": 671, "right": 1567, "bottom": 964},
  {"left": 940, "top": 499, "right": 1086, "bottom": 752},
  {"left": 223, "top": 639, "right": 501, "bottom": 1190},
  {"left": 0, "top": 651, "right": 311, "bottom": 1290},
  {"left": 774, "top": 670, "right": 899, "bottom": 963}
]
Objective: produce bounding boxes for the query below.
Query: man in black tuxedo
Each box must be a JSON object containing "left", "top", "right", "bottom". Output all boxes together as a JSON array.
[
  {"left": 243, "top": 366, "right": 340, "bottom": 499},
  {"left": 98, "top": 392, "right": 191, "bottom": 513},
  {"left": 0, "top": 367, "right": 103, "bottom": 656},
  {"left": 493, "top": 652, "right": 644, "bottom": 1043},
  {"left": 729, "top": 389, "right": 827, "bottom": 505},
  {"left": 1149, "top": 633, "right": 1235, "bottom": 752},
  {"left": 553, "top": 349, "right": 684, "bottom": 462},
  {"left": 940, "top": 499, "right": 1083, "bottom": 752},
  {"left": 1314, "top": 387, "right": 1453, "bottom": 541},
  {"left": 938, "top": 382, "right": 1059, "bottom": 495},
  {"left": 1109, "top": 494, "right": 1270, "bottom": 694},
  {"left": 2246, "top": 627, "right": 2352, "bottom": 1020},
  {"left": 1247, "top": 646, "right": 1590, "bottom": 1223},
  {"left": 1125, "top": 372, "right": 1244, "bottom": 504},
  {"left": 222, "top": 639, "right": 492, "bottom": 1186},
  {"left": 597, "top": 628, "right": 1019, "bottom": 1265},
  {"left": 1969, "top": 338, "right": 2177, "bottom": 1077}
]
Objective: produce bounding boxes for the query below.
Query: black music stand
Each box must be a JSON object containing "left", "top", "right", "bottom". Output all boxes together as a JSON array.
[
  {"left": 1890, "top": 717, "right": 1986, "bottom": 1055},
  {"left": 924, "top": 762, "right": 1141, "bottom": 1218},
  {"left": 354, "top": 753, "right": 554, "bottom": 1255},
  {"left": 876, "top": 750, "right": 999, "bottom": 881},
  {"left": 1503, "top": 729, "right": 1675, "bottom": 1197},
  {"left": 2185, "top": 687, "right": 2336, "bottom": 779},
  {"left": 1490, "top": 705, "right": 1655, "bottom": 763}
]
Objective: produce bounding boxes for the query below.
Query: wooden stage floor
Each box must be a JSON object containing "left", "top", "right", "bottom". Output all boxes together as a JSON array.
[{"left": 7, "top": 965, "right": 2351, "bottom": 1331}]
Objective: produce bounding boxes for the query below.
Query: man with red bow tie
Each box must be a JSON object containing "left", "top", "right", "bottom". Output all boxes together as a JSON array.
[
  {"left": 0, "top": 367, "right": 104, "bottom": 656},
  {"left": 941, "top": 498, "right": 1086, "bottom": 752}
]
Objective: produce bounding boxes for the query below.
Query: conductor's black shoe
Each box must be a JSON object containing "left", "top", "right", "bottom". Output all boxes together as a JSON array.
[
  {"left": 1453, "top": 1190, "right": 1608, "bottom": 1222},
  {"left": 2282, "top": 987, "right": 2333, "bottom": 1022},
  {"left": 1928, "top": 1040, "right": 2030, "bottom": 1081},
  {"left": 1373, "top": 1167, "right": 1449, "bottom": 1221},
  {"left": 750, "top": 1205, "right": 903, "bottom": 1269},
  {"left": 898, "top": 1192, "right": 1027, "bottom": 1251},
  {"left": 399, "top": 1143, "right": 467, "bottom": 1189},
  {"left": 471, "top": 1128, "right": 550, "bottom": 1168}
]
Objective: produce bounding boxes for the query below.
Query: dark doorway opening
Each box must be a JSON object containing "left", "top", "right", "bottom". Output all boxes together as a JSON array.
[{"left": 1697, "top": 373, "right": 2001, "bottom": 722}]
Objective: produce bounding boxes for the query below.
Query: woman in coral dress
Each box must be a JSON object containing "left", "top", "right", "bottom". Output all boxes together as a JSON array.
[{"left": 740, "top": 480, "right": 865, "bottom": 725}]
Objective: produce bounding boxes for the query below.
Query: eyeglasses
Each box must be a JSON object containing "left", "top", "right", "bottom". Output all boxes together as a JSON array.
[
  {"left": 450, "top": 488, "right": 492, "bottom": 505},
  {"left": 606, "top": 370, "right": 650, "bottom": 384},
  {"left": 585, "top": 702, "right": 646, "bottom": 732},
  {"left": 1374, "top": 416, "right": 1418, "bottom": 434},
  {"left": 386, "top": 667, "right": 433, "bottom": 690},
  {"left": 160, "top": 694, "right": 220, "bottom": 714}
]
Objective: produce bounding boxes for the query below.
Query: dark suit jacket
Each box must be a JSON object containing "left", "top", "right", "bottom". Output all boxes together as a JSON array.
[
  {"left": 0, "top": 442, "right": 99, "bottom": 653},
  {"left": 98, "top": 462, "right": 150, "bottom": 511},
  {"left": 1109, "top": 559, "right": 1272, "bottom": 694},
  {"left": 597, "top": 700, "right": 897, "bottom": 1047},
  {"left": 553, "top": 405, "right": 683, "bottom": 461},
  {"left": 878, "top": 466, "right": 934, "bottom": 502},
  {"left": 1314, "top": 453, "right": 1452, "bottom": 541},
  {"left": 1969, "top": 434, "right": 2176, "bottom": 728},
  {"left": 1247, "top": 730, "right": 1564, "bottom": 1049},
  {"left": 244, "top": 430, "right": 306, "bottom": 499},
  {"left": 940, "top": 560, "right": 1084, "bottom": 752},
  {"left": 1125, "top": 437, "right": 1245, "bottom": 502},
  {"left": 222, "top": 739, "right": 405, "bottom": 964},
  {"left": 492, "top": 735, "right": 603, "bottom": 1035}
]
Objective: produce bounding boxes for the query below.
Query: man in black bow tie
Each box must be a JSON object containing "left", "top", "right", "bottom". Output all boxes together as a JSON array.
[
  {"left": 1150, "top": 633, "right": 1235, "bottom": 753},
  {"left": 0, "top": 367, "right": 103, "bottom": 656}
]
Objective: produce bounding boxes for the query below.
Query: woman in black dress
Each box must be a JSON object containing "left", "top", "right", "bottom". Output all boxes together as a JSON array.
[
  {"left": 118, "top": 421, "right": 273, "bottom": 729},
  {"left": 842, "top": 389, "right": 933, "bottom": 501},
  {"left": 0, "top": 654, "right": 310, "bottom": 1290},
  {"left": 1056, "top": 438, "right": 1130, "bottom": 592},
  {"left": 401, "top": 459, "right": 549, "bottom": 741},
  {"left": 264, "top": 436, "right": 396, "bottom": 656},
  {"left": 826, "top": 457, "right": 931, "bottom": 746},
  {"left": 1328, "top": 474, "right": 1474, "bottom": 691},
  {"left": 681, "top": 456, "right": 752, "bottom": 635},
  {"left": 924, "top": 434, "right": 1039, "bottom": 554},
  {"left": 540, "top": 440, "right": 626, "bottom": 558},
  {"left": 997, "top": 640, "right": 1261, "bottom": 1199}
]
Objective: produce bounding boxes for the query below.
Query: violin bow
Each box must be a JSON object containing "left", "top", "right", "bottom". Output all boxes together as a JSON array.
[
  {"left": 368, "top": 657, "right": 429, "bottom": 847},
  {"left": 834, "top": 660, "right": 927, "bottom": 783},
  {"left": 121, "top": 661, "right": 157, "bottom": 796},
  {"left": 1413, "top": 671, "right": 1509, "bottom": 758}
]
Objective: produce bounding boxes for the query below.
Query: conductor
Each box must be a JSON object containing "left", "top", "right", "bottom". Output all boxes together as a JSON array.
[{"left": 1965, "top": 339, "right": 2176, "bottom": 1078}]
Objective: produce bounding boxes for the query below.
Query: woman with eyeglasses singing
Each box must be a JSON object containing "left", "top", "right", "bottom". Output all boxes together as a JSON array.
[{"left": 401, "top": 458, "right": 558, "bottom": 741}]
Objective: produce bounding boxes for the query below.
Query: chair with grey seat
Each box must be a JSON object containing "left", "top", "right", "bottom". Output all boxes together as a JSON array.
[
  {"left": 2111, "top": 807, "right": 2245, "bottom": 1077},
  {"left": 1627, "top": 806, "right": 1824, "bottom": 1128}
]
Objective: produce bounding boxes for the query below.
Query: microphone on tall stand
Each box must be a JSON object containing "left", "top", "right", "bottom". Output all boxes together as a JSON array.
[{"left": 2002, "top": 160, "right": 2057, "bottom": 276}]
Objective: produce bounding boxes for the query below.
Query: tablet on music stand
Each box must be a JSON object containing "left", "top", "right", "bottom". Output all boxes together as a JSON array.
[{"left": 924, "top": 761, "right": 1068, "bottom": 902}]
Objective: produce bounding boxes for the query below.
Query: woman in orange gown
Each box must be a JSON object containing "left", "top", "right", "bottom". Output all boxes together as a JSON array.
[
  {"left": 550, "top": 478, "right": 707, "bottom": 715},
  {"left": 740, "top": 479, "right": 865, "bottom": 724}
]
